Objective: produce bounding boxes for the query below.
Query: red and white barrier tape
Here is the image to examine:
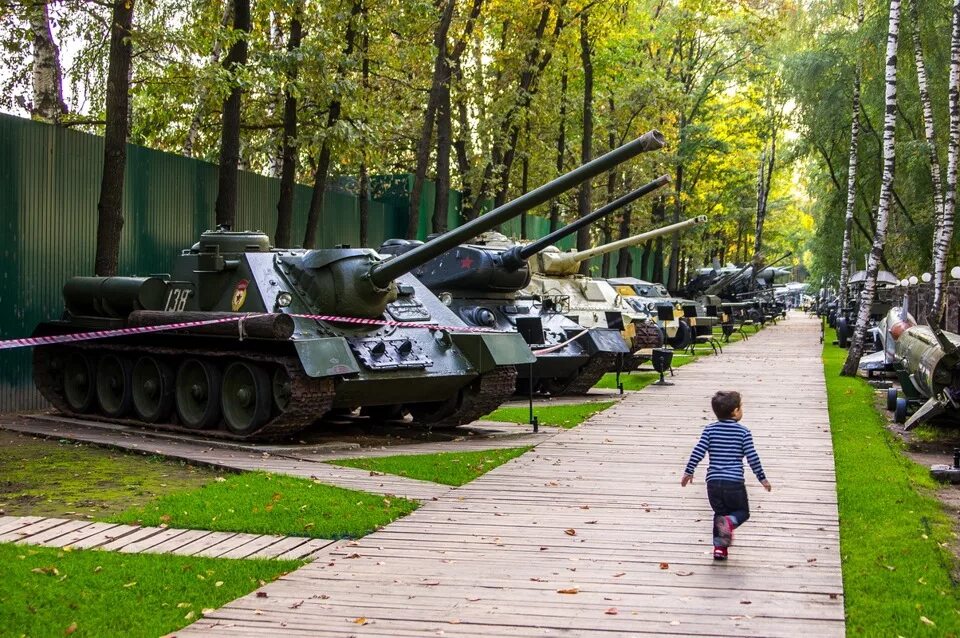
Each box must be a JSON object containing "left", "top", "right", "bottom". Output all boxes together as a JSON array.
[
  {"left": 0, "top": 316, "right": 243, "bottom": 351},
  {"left": 0, "top": 312, "right": 510, "bottom": 351},
  {"left": 531, "top": 328, "right": 589, "bottom": 356}
]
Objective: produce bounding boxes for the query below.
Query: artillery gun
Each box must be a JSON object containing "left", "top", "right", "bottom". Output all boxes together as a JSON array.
[
  {"left": 31, "top": 130, "right": 666, "bottom": 440},
  {"left": 525, "top": 215, "right": 708, "bottom": 367},
  {"left": 380, "top": 175, "right": 671, "bottom": 394}
]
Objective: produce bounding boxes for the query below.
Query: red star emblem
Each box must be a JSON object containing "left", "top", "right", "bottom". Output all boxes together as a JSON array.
[{"left": 460, "top": 256, "right": 474, "bottom": 269}]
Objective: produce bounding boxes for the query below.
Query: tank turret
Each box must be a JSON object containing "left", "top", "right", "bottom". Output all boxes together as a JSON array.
[
  {"left": 531, "top": 215, "right": 708, "bottom": 277},
  {"left": 32, "top": 130, "right": 666, "bottom": 440}
]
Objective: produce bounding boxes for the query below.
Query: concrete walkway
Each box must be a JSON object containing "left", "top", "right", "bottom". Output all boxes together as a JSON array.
[{"left": 177, "top": 313, "right": 844, "bottom": 637}]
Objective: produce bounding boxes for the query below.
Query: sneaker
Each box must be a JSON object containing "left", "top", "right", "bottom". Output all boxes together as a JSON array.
[
  {"left": 715, "top": 515, "right": 734, "bottom": 547},
  {"left": 713, "top": 546, "right": 728, "bottom": 560}
]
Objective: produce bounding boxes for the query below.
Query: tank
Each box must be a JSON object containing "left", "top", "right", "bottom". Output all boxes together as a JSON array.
[
  {"left": 31, "top": 130, "right": 665, "bottom": 440},
  {"left": 606, "top": 277, "right": 717, "bottom": 350},
  {"left": 380, "top": 175, "right": 672, "bottom": 394},
  {"left": 525, "top": 215, "right": 708, "bottom": 367}
]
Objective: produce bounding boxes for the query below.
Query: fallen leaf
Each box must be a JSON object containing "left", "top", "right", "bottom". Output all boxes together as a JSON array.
[
  {"left": 807, "top": 558, "right": 817, "bottom": 563},
  {"left": 675, "top": 571, "right": 694, "bottom": 577},
  {"left": 740, "top": 600, "right": 752, "bottom": 605},
  {"left": 448, "top": 619, "right": 461, "bottom": 624},
  {"left": 214, "top": 476, "right": 227, "bottom": 482},
  {"left": 31, "top": 567, "right": 59, "bottom": 576},
  {"left": 346, "top": 553, "right": 361, "bottom": 559},
  {"left": 605, "top": 607, "right": 619, "bottom": 615},
  {"left": 177, "top": 602, "right": 191, "bottom": 609},
  {"left": 93, "top": 566, "right": 102, "bottom": 573},
  {"left": 215, "top": 581, "right": 224, "bottom": 587},
  {"left": 64, "top": 623, "right": 77, "bottom": 635},
  {"left": 613, "top": 572, "right": 626, "bottom": 577},
  {"left": 346, "top": 541, "right": 360, "bottom": 546},
  {"left": 256, "top": 591, "right": 268, "bottom": 598},
  {"left": 290, "top": 600, "right": 304, "bottom": 609},
  {"left": 580, "top": 505, "right": 590, "bottom": 510},
  {"left": 184, "top": 611, "right": 196, "bottom": 620},
  {"left": 920, "top": 616, "right": 935, "bottom": 627},
  {"left": 254, "top": 609, "right": 263, "bottom": 615},
  {"left": 829, "top": 593, "right": 839, "bottom": 600},
  {"left": 123, "top": 581, "right": 137, "bottom": 588},
  {"left": 659, "top": 562, "right": 669, "bottom": 570},
  {"left": 556, "top": 588, "right": 579, "bottom": 594},
  {"left": 585, "top": 520, "right": 598, "bottom": 524},
  {"left": 539, "top": 547, "right": 549, "bottom": 551},
  {"left": 352, "top": 617, "right": 369, "bottom": 625},
  {"left": 467, "top": 597, "right": 481, "bottom": 602},
  {"left": 670, "top": 620, "right": 680, "bottom": 626},
  {"left": 530, "top": 577, "right": 547, "bottom": 582},
  {"left": 564, "top": 529, "right": 577, "bottom": 536}
]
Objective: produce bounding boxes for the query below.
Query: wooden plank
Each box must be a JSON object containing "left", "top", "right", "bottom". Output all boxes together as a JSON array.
[
  {"left": 0, "top": 516, "right": 42, "bottom": 536},
  {"left": 275, "top": 538, "right": 334, "bottom": 561},
  {"left": 243, "top": 535, "right": 314, "bottom": 560},
  {"left": 218, "top": 534, "right": 289, "bottom": 560},
  {"left": 15, "top": 519, "right": 91, "bottom": 545},
  {"left": 194, "top": 533, "right": 264, "bottom": 558},
  {"left": 98, "top": 526, "right": 167, "bottom": 551},
  {"left": 173, "top": 531, "right": 238, "bottom": 557},
  {"left": 143, "top": 529, "right": 213, "bottom": 554},
  {"left": 118, "top": 528, "right": 190, "bottom": 554},
  {"left": 68, "top": 524, "right": 141, "bottom": 549},
  {"left": 0, "top": 518, "right": 69, "bottom": 542},
  {"left": 46, "top": 522, "right": 123, "bottom": 548}
]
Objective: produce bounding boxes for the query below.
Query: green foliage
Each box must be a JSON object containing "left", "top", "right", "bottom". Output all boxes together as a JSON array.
[
  {"left": 327, "top": 447, "right": 532, "bottom": 486},
  {"left": 0, "top": 542, "right": 298, "bottom": 638},
  {"left": 823, "top": 329, "right": 960, "bottom": 634},
  {"left": 109, "top": 471, "right": 418, "bottom": 539},
  {"left": 483, "top": 400, "right": 616, "bottom": 428}
]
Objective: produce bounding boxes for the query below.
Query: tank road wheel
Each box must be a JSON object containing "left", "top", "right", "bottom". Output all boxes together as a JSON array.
[
  {"left": 886, "top": 387, "right": 898, "bottom": 412},
  {"left": 176, "top": 359, "right": 222, "bottom": 429},
  {"left": 894, "top": 397, "right": 908, "bottom": 424},
  {"left": 132, "top": 357, "right": 175, "bottom": 422},
  {"left": 836, "top": 318, "right": 850, "bottom": 348},
  {"left": 221, "top": 361, "right": 272, "bottom": 436},
  {"left": 272, "top": 367, "right": 292, "bottom": 413},
  {"left": 96, "top": 355, "right": 134, "bottom": 417},
  {"left": 63, "top": 353, "right": 97, "bottom": 413},
  {"left": 667, "top": 320, "right": 692, "bottom": 350}
]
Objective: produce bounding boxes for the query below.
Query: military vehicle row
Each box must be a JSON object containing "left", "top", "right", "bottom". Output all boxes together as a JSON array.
[{"left": 32, "top": 131, "right": 690, "bottom": 441}]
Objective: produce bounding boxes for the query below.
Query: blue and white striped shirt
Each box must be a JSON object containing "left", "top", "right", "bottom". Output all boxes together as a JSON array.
[{"left": 684, "top": 419, "right": 766, "bottom": 483}]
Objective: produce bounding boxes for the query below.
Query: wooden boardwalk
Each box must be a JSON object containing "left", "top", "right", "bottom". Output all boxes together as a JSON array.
[
  {"left": 179, "top": 313, "right": 845, "bottom": 637},
  {"left": 0, "top": 515, "right": 333, "bottom": 560}
]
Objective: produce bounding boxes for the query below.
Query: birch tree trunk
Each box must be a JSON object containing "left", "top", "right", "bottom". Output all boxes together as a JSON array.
[
  {"left": 29, "top": 0, "right": 68, "bottom": 122},
  {"left": 838, "top": 0, "right": 864, "bottom": 307},
  {"left": 94, "top": 0, "right": 135, "bottom": 276},
  {"left": 576, "top": 12, "right": 594, "bottom": 276},
  {"left": 214, "top": 0, "right": 250, "bottom": 230},
  {"left": 274, "top": 1, "right": 303, "bottom": 248},
  {"left": 842, "top": 0, "right": 901, "bottom": 376},
  {"left": 934, "top": 0, "right": 960, "bottom": 318}
]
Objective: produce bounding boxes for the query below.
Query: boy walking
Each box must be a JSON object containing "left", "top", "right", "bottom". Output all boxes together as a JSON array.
[{"left": 681, "top": 390, "right": 771, "bottom": 560}]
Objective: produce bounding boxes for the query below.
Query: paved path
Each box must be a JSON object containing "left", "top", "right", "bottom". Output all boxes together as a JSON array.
[
  {"left": 0, "top": 516, "right": 332, "bottom": 560},
  {"left": 178, "top": 313, "right": 845, "bottom": 637}
]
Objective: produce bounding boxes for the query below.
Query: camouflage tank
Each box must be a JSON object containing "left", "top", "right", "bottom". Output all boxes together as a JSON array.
[
  {"left": 379, "top": 175, "right": 671, "bottom": 395},
  {"left": 525, "top": 216, "right": 708, "bottom": 367},
  {"left": 606, "top": 277, "right": 717, "bottom": 350},
  {"left": 31, "top": 130, "right": 664, "bottom": 440}
]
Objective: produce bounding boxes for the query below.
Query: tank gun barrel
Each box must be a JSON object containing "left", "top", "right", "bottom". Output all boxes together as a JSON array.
[
  {"left": 558, "top": 215, "right": 707, "bottom": 267},
  {"left": 497, "top": 174, "right": 671, "bottom": 270},
  {"left": 367, "top": 130, "right": 666, "bottom": 288}
]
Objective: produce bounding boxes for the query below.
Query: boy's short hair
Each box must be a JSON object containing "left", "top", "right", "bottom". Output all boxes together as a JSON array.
[{"left": 712, "top": 391, "right": 741, "bottom": 419}]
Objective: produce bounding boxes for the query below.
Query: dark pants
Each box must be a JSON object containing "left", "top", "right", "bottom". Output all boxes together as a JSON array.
[{"left": 707, "top": 480, "right": 750, "bottom": 544}]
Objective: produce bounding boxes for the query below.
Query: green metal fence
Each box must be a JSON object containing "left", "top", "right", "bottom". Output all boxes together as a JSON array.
[{"left": 0, "top": 114, "right": 651, "bottom": 412}]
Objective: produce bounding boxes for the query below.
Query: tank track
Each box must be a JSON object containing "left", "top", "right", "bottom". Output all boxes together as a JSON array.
[
  {"left": 551, "top": 352, "right": 620, "bottom": 395},
  {"left": 33, "top": 342, "right": 335, "bottom": 442},
  {"left": 411, "top": 365, "right": 517, "bottom": 427},
  {"left": 628, "top": 321, "right": 665, "bottom": 367}
]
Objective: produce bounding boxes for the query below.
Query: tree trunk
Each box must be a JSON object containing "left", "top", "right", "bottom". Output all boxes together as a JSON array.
[
  {"left": 751, "top": 138, "right": 775, "bottom": 290},
  {"left": 576, "top": 13, "right": 594, "bottom": 275},
  {"left": 549, "top": 67, "right": 568, "bottom": 233},
  {"left": 409, "top": 0, "right": 455, "bottom": 239},
  {"left": 652, "top": 196, "right": 666, "bottom": 283},
  {"left": 359, "top": 28, "right": 370, "bottom": 248},
  {"left": 94, "top": 0, "right": 135, "bottom": 276},
  {"left": 303, "top": 0, "right": 361, "bottom": 249},
  {"left": 214, "top": 0, "right": 250, "bottom": 229},
  {"left": 838, "top": 6, "right": 863, "bottom": 306},
  {"left": 433, "top": 79, "right": 452, "bottom": 234},
  {"left": 935, "top": 0, "right": 960, "bottom": 317},
  {"left": 842, "top": 0, "right": 901, "bottom": 376},
  {"left": 274, "top": 2, "right": 303, "bottom": 248},
  {"left": 601, "top": 116, "right": 616, "bottom": 278},
  {"left": 29, "top": 0, "right": 68, "bottom": 122},
  {"left": 184, "top": 1, "right": 232, "bottom": 157},
  {"left": 668, "top": 159, "right": 683, "bottom": 290},
  {"left": 616, "top": 185, "right": 633, "bottom": 277}
]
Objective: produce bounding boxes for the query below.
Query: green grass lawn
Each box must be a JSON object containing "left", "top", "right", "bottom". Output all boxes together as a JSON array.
[
  {"left": 109, "top": 471, "right": 418, "bottom": 539},
  {"left": 0, "top": 542, "right": 298, "bottom": 638},
  {"left": 484, "top": 400, "right": 616, "bottom": 428},
  {"left": 327, "top": 447, "right": 532, "bottom": 486},
  {"left": 824, "top": 329, "right": 960, "bottom": 635},
  {"left": 0, "top": 431, "right": 220, "bottom": 518}
]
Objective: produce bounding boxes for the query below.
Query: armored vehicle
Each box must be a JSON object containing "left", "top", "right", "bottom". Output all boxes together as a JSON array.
[
  {"left": 525, "top": 216, "right": 708, "bottom": 366},
  {"left": 32, "top": 130, "right": 665, "bottom": 439},
  {"left": 834, "top": 270, "right": 900, "bottom": 348},
  {"left": 380, "top": 176, "right": 671, "bottom": 394},
  {"left": 607, "top": 277, "right": 717, "bottom": 350}
]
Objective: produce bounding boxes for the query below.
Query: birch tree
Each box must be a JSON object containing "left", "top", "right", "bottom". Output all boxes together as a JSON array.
[
  {"left": 28, "top": 0, "right": 68, "bottom": 122},
  {"left": 934, "top": 0, "right": 960, "bottom": 318},
  {"left": 842, "top": 0, "right": 901, "bottom": 376},
  {"left": 838, "top": 0, "right": 864, "bottom": 307}
]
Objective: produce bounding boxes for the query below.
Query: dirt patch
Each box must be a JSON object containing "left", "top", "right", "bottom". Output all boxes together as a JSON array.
[{"left": 0, "top": 430, "right": 222, "bottom": 519}]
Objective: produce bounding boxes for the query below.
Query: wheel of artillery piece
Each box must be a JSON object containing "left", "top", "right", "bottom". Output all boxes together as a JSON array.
[
  {"left": 63, "top": 352, "right": 97, "bottom": 413},
  {"left": 132, "top": 356, "right": 175, "bottom": 422},
  {"left": 748, "top": 308, "right": 764, "bottom": 326},
  {"left": 221, "top": 361, "right": 272, "bottom": 435},
  {"left": 836, "top": 318, "right": 850, "bottom": 348},
  {"left": 175, "top": 359, "right": 222, "bottom": 429},
  {"left": 886, "top": 387, "right": 898, "bottom": 412},
  {"left": 95, "top": 354, "right": 134, "bottom": 417},
  {"left": 894, "top": 397, "right": 908, "bottom": 424}
]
